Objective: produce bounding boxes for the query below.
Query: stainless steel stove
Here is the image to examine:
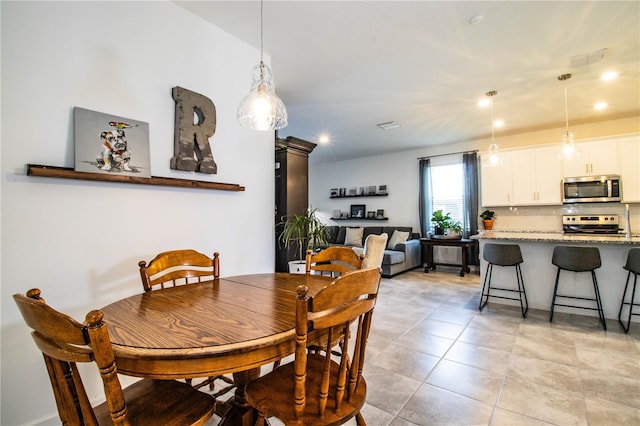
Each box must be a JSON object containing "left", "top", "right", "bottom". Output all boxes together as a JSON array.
[{"left": 562, "top": 214, "right": 620, "bottom": 234}]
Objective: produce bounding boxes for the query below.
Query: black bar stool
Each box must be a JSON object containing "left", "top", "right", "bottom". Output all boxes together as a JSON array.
[
  {"left": 479, "top": 243, "right": 528, "bottom": 317},
  {"left": 550, "top": 246, "right": 606, "bottom": 330},
  {"left": 618, "top": 248, "right": 640, "bottom": 333}
]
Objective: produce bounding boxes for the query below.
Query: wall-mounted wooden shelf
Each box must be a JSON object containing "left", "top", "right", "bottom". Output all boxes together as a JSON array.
[
  {"left": 26, "top": 164, "right": 245, "bottom": 192},
  {"left": 332, "top": 218, "right": 389, "bottom": 221},
  {"left": 330, "top": 193, "right": 388, "bottom": 199}
]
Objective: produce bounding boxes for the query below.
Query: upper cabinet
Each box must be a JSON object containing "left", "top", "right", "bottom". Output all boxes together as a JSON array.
[
  {"left": 480, "top": 134, "right": 639, "bottom": 207},
  {"left": 563, "top": 139, "right": 620, "bottom": 177},
  {"left": 480, "top": 152, "right": 513, "bottom": 207},
  {"left": 620, "top": 135, "right": 640, "bottom": 203},
  {"left": 512, "top": 146, "right": 563, "bottom": 206}
]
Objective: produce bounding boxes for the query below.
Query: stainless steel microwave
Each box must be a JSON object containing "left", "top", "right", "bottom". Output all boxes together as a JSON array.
[{"left": 562, "top": 175, "right": 621, "bottom": 203}]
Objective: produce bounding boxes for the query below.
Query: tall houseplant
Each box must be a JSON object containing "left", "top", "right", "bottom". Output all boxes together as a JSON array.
[{"left": 278, "top": 208, "right": 328, "bottom": 272}]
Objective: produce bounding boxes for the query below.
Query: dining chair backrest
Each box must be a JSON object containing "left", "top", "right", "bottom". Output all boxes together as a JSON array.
[
  {"left": 245, "top": 267, "right": 382, "bottom": 425},
  {"left": 13, "top": 288, "right": 215, "bottom": 425},
  {"left": 305, "top": 247, "right": 364, "bottom": 276},
  {"left": 139, "top": 249, "right": 219, "bottom": 291}
]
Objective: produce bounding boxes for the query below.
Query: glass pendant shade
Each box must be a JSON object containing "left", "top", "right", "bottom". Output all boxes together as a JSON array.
[
  {"left": 562, "top": 129, "right": 575, "bottom": 156},
  {"left": 488, "top": 143, "right": 500, "bottom": 165},
  {"left": 482, "top": 91, "right": 502, "bottom": 167},
  {"left": 238, "top": 61, "right": 287, "bottom": 131},
  {"left": 558, "top": 74, "right": 576, "bottom": 159}
]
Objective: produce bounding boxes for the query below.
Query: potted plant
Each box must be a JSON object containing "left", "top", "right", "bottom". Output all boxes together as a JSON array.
[
  {"left": 430, "top": 209, "right": 452, "bottom": 235},
  {"left": 480, "top": 209, "right": 495, "bottom": 230},
  {"left": 446, "top": 220, "right": 463, "bottom": 238},
  {"left": 430, "top": 210, "right": 462, "bottom": 238},
  {"left": 278, "top": 208, "right": 328, "bottom": 273}
]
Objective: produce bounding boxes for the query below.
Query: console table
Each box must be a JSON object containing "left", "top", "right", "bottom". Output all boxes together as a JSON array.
[{"left": 420, "top": 237, "right": 476, "bottom": 277}]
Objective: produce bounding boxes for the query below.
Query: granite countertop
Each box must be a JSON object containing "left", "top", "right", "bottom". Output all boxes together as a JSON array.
[{"left": 472, "top": 231, "right": 640, "bottom": 245}]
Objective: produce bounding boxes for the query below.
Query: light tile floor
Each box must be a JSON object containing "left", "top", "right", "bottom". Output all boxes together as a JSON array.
[{"left": 207, "top": 267, "right": 640, "bottom": 425}]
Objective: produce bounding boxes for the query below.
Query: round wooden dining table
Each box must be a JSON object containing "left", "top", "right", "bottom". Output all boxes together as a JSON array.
[{"left": 100, "top": 272, "right": 333, "bottom": 426}]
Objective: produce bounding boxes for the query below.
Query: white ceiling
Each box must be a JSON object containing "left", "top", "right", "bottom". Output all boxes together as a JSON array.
[{"left": 176, "top": 1, "right": 640, "bottom": 164}]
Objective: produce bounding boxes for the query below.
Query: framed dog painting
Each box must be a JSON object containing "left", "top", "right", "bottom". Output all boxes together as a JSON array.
[{"left": 74, "top": 107, "right": 151, "bottom": 177}]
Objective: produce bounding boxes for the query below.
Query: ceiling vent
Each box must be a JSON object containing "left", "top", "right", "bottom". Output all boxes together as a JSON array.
[
  {"left": 376, "top": 121, "right": 401, "bottom": 130},
  {"left": 571, "top": 48, "right": 607, "bottom": 68}
]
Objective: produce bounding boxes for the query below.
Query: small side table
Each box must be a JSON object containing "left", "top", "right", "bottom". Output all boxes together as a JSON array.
[{"left": 420, "top": 237, "right": 477, "bottom": 277}]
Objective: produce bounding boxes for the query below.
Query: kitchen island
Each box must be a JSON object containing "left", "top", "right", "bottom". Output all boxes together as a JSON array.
[{"left": 473, "top": 231, "right": 640, "bottom": 322}]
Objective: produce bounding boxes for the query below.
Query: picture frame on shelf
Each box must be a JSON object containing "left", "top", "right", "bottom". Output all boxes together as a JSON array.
[
  {"left": 340, "top": 211, "right": 349, "bottom": 219},
  {"left": 330, "top": 188, "right": 339, "bottom": 197},
  {"left": 333, "top": 210, "right": 341, "bottom": 219},
  {"left": 367, "top": 211, "right": 375, "bottom": 218},
  {"left": 378, "top": 184, "right": 387, "bottom": 194},
  {"left": 367, "top": 186, "right": 377, "bottom": 195},
  {"left": 74, "top": 107, "right": 151, "bottom": 177},
  {"left": 376, "top": 209, "right": 385, "bottom": 219},
  {"left": 348, "top": 187, "right": 357, "bottom": 196},
  {"left": 359, "top": 187, "right": 366, "bottom": 196},
  {"left": 339, "top": 188, "right": 346, "bottom": 197},
  {"left": 350, "top": 204, "right": 366, "bottom": 218}
]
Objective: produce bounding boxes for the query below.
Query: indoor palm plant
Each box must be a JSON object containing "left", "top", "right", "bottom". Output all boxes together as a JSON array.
[{"left": 278, "top": 208, "right": 328, "bottom": 272}]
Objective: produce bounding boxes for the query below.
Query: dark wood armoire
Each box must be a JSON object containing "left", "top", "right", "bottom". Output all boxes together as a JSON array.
[{"left": 275, "top": 136, "right": 316, "bottom": 272}]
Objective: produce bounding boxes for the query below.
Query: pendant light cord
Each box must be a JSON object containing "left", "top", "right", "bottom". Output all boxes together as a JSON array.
[
  {"left": 564, "top": 86, "right": 569, "bottom": 132},
  {"left": 260, "top": 0, "right": 264, "bottom": 63},
  {"left": 490, "top": 97, "right": 495, "bottom": 143}
]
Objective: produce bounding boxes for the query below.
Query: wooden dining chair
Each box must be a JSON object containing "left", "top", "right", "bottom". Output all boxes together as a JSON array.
[
  {"left": 138, "top": 249, "right": 220, "bottom": 292},
  {"left": 246, "top": 267, "right": 382, "bottom": 426},
  {"left": 305, "top": 247, "right": 364, "bottom": 277},
  {"left": 13, "top": 288, "right": 216, "bottom": 426},
  {"left": 138, "top": 249, "right": 233, "bottom": 400}
]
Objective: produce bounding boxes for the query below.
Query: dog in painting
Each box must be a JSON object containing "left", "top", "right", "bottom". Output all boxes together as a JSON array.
[{"left": 96, "top": 129, "right": 132, "bottom": 172}]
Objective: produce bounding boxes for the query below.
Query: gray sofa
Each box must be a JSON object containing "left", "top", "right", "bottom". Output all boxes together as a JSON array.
[{"left": 322, "top": 226, "right": 422, "bottom": 278}]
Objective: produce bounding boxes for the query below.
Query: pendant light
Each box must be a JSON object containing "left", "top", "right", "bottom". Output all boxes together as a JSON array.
[
  {"left": 558, "top": 73, "right": 575, "bottom": 157},
  {"left": 482, "top": 90, "right": 502, "bottom": 167},
  {"left": 237, "top": 0, "right": 288, "bottom": 131}
]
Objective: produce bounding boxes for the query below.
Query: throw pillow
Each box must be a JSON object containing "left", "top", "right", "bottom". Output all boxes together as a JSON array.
[
  {"left": 387, "top": 230, "right": 409, "bottom": 249},
  {"left": 344, "top": 227, "right": 364, "bottom": 247}
]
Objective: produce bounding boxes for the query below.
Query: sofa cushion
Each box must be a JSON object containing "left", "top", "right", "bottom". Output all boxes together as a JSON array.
[
  {"left": 363, "top": 227, "right": 383, "bottom": 242},
  {"left": 382, "top": 226, "right": 413, "bottom": 239},
  {"left": 387, "top": 229, "right": 410, "bottom": 249},
  {"left": 344, "top": 227, "right": 364, "bottom": 247},
  {"left": 324, "top": 226, "right": 339, "bottom": 244},
  {"left": 383, "top": 250, "right": 405, "bottom": 265},
  {"left": 335, "top": 226, "right": 350, "bottom": 244}
]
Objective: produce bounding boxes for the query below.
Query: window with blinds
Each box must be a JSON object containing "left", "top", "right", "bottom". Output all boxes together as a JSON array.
[{"left": 430, "top": 162, "right": 464, "bottom": 228}]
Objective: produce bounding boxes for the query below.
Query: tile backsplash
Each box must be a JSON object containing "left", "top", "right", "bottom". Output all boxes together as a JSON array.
[{"left": 482, "top": 203, "right": 639, "bottom": 235}]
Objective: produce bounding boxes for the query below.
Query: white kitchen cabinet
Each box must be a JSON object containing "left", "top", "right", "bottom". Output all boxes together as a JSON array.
[
  {"left": 512, "top": 146, "right": 563, "bottom": 205},
  {"left": 563, "top": 139, "right": 620, "bottom": 177},
  {"left": 480, "top": 152, "right": 512, "bottom": 207},
  {"left": 620, "top": 135, "right": 640, "bottom": 203}
]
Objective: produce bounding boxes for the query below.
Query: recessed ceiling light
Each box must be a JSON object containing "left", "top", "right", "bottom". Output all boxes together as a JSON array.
[
  {"left": 477, "top": 99, "right": 490, "bottom": 107},
  {"left": 594, "top": 102, "right": 608, "bottom": 110},
  {"left": 318, "top": 134, "right": 330, "bottom": 144},
  {"left": 601, "top": 71, "right": 618, "bottom": 81},
  {"left": 493, "top": 119, "right": 504, "bottom": 128},
  {"left": 376, "top": 121, "right": 401, "bottom": 130}
]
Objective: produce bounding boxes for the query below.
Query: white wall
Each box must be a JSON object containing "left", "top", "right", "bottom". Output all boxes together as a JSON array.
[{"left": 1, "top": 2, "right": 275, "bottom": 424}]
